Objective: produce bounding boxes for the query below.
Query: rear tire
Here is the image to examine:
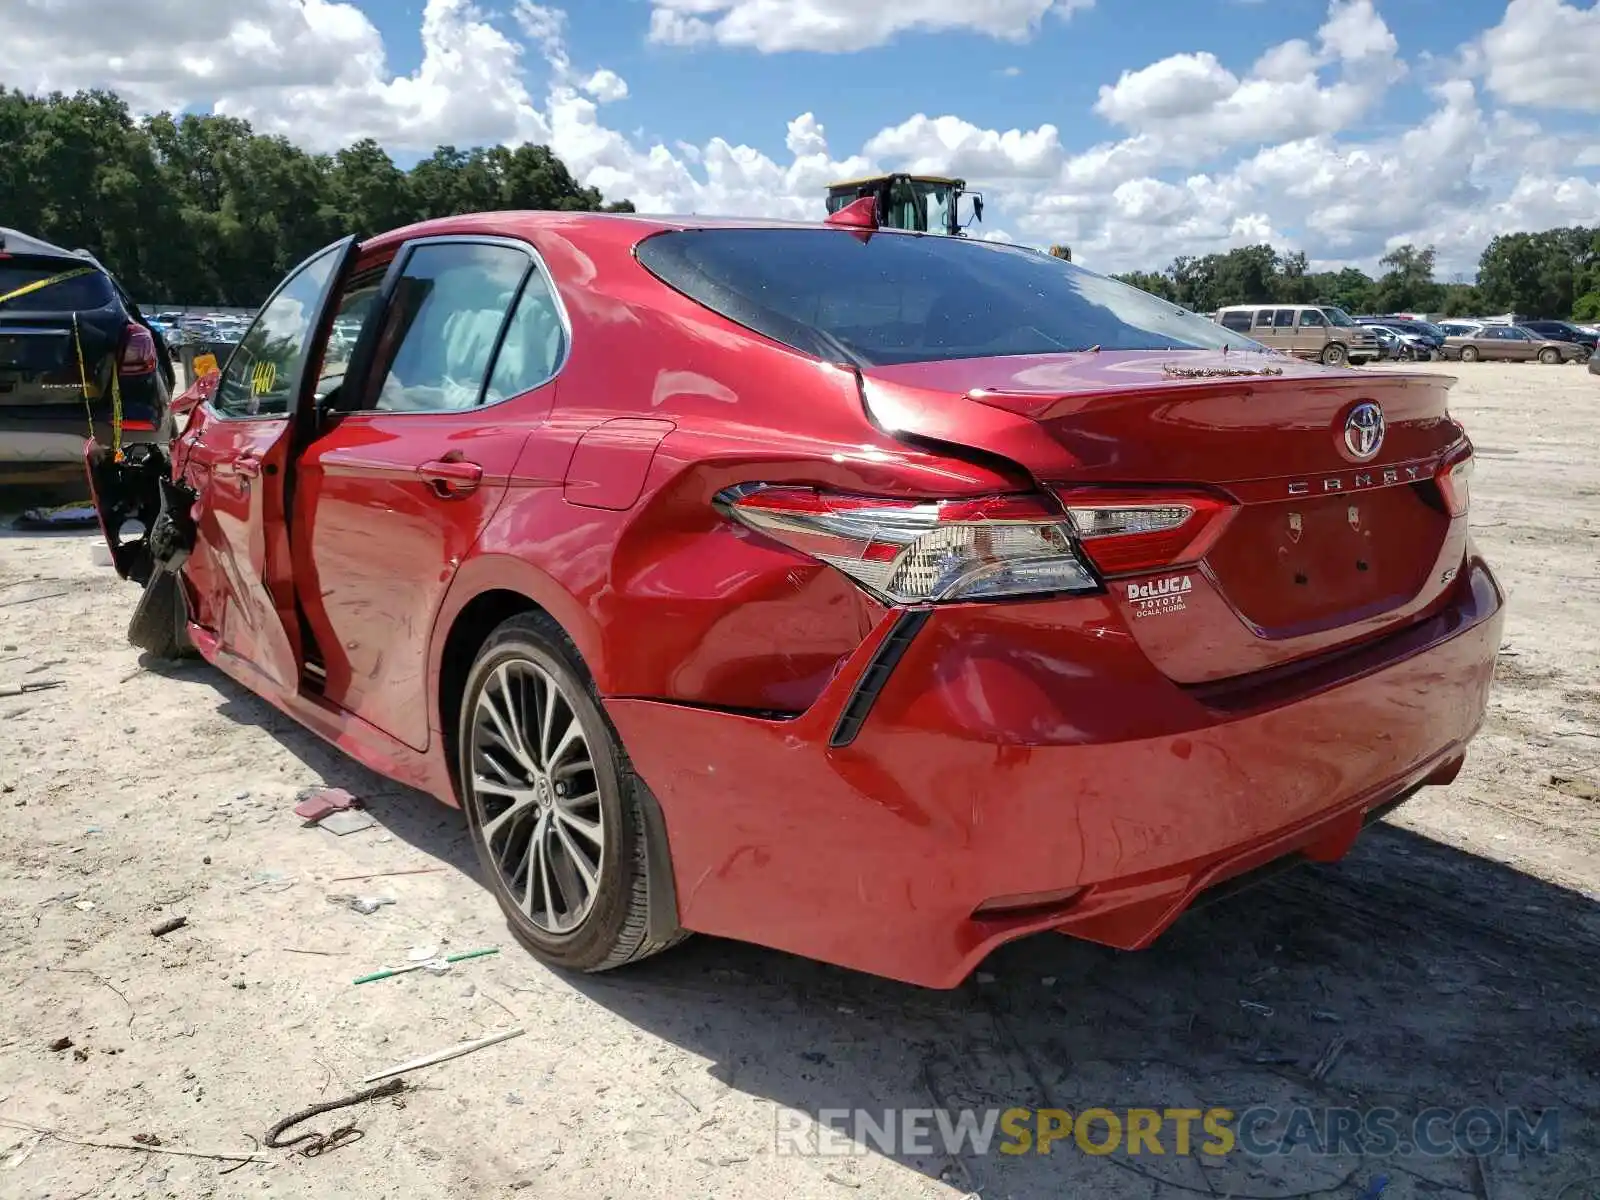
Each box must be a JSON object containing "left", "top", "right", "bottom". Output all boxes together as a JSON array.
[
  {"left": 1460, "top": 345, "right": 1480, "bottom": 362},
  {"left": 1538, "top": 347, "right": 1560, "bottom": 365},
  {"left": 459, "top": 612, "right": 687, "bottom": 973},
  {"left": 1320, "top": 343, "right": 1348, "bottom": 367}
]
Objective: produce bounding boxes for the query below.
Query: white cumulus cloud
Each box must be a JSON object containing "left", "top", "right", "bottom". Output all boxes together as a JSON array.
[
  {"left": 645, "top": 0, "right": 1093, "bottom": 53},
  {"left": 1479, "top": 0, "right": 1600, "bottom": 112}
]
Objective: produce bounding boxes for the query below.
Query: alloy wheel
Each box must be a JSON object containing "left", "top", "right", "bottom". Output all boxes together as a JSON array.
[{"left": 468, "top": 660, "right": 604, "bottom": 935}]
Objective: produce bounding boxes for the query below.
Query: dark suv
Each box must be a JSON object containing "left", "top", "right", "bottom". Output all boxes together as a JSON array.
[
  {"left": 1520, "top": 320, "right": 1598, "bottom": 354},
  {"left": 0, "top": 228, "right": 172, "bottom": 484}
]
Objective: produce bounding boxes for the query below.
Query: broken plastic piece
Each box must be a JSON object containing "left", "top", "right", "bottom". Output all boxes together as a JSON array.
[
  {"left": 294, "top": 787, "right": 359, "bottom": 823},
  {"left": 318, "top": 809, "right": 377, "bottom": 837}
]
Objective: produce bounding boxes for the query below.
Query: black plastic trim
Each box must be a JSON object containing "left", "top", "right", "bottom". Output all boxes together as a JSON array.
[{"left": 829, "top": 609, "right": 931, "bottom": 748}]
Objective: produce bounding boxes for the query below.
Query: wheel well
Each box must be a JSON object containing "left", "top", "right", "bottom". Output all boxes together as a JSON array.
[{"left": 438, "top": 589, "right": 545, "bottom": 796}]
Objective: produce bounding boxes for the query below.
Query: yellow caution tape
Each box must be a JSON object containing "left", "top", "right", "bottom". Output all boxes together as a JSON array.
[
  {"left": 72, "top": 313, "right": 123, "bottom": 462},
  {"left": 0, "top": 265, "right": 97, "bottom": 310}
]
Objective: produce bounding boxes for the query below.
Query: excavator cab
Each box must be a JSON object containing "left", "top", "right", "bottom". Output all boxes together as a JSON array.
[{"left": 823, "top": 174, "right": 982, "bottom": 237}]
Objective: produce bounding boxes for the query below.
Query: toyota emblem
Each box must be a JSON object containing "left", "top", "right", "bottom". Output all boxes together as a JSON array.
[{"left": 1343, "top": 402, "right": 1385, "bottom": 460}]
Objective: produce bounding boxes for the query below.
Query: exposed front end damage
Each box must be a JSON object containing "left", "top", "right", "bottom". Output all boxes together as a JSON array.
[
  {"left": 84, "top": 441, "right": 196, "bottom": 585},
  {"left": 84, "top": 441, "right": 200, "bottom": 657}
]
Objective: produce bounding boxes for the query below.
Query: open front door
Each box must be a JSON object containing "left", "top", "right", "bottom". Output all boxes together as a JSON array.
[{"left": 177, "top": 235, "right": 360, "bottom": 694}]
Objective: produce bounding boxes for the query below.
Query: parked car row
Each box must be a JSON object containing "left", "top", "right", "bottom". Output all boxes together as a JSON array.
[
  {"left": 1206, "top": 303, "right": 1598, "bottom": 370},
  {"left": 1431, "top": 318, "right": 1595, "bottom": 364},
  {"left": 145, "top": 310, "right": 254, "bottom": 354},
  {"left": 1212, "top": 304, "right": 1381, "bottom": 365}
]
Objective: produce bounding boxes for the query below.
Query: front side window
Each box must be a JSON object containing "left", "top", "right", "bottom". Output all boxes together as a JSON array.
[
  {"left": 213, "top": 242, "right": 346, "bottom": 418},
  {"left": 367, "top": 243, "right": 530, "bottom": 413},
  {"left": 1321, "top": 307, "right": 1357, "bottom": 327},
  {"left": 636, "top": 228, "right": 1251, "bottom": 366}
]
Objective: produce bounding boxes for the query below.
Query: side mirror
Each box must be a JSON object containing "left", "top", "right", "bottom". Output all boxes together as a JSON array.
[{"left": 973, "top": 195, "right": 984, "bottom": 223}]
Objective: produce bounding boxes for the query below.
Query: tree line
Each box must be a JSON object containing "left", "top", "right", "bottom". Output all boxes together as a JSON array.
[
  {"left": 0, "top": 88, "right": 633, "bottom": 306},
  {"left": 5, "top": 86, "right": 1598, "bottom": 320},
  {"left": 1112, "top": 233, "right": 1600, "bottom": 322}
]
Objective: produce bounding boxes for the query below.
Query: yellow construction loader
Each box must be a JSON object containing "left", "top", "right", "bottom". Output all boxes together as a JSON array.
[{"left": 823, "top": 174, "right": 983, "bottom": 237}]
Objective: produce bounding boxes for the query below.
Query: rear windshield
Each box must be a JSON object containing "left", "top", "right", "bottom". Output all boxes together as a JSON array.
[
  {"left": 636, "top": 229, "right": 1251, "bottom": 366},
  {"left": 0, "top": 258, "right": 114, "bottom": 311}
]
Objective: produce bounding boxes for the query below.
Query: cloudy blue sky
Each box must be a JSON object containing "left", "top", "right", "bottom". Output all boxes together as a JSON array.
[{"left": 7, "top": 0, "right": 1599, "bottom": 276}]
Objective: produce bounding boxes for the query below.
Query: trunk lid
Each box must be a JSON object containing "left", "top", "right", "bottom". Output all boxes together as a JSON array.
[
  {"left": 0, "top": 312, "right": 119, "bottom": 408},
  {"left": 859, "top": 350, "right": 1470, "bottom": 683}
]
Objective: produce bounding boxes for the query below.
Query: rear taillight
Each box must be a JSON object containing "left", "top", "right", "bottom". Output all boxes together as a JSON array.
[
  {"left": 720, "top": 487, "right": 1098, "bottom": 604},
  {"left": 1436, "top": 448, "right": 1473, "bottom": 517},
  {"left": 1056, "top": 487, "right": 1236, "bottom": 576},
  {"left": 119, "top": 323, "right": 158, "bottom": 375}
]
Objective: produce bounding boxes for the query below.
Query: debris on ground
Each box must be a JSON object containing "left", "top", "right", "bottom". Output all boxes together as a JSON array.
[
  {"left": 47, "top": 1037, "right": 72, "bottom": 1052},
  {"left": 318, "top": 809, "right": 378, "bottom": 836},
  {"left": 0, "top": 679, "right": 65, "bottom": 698},
  {"left": 1548, "top": 773, "right": 1600, "bottom": 802},
  {"left": 362, "top": 1028, "right": 526, "bottom": 1083},
  {"left": 293, "top": 787, "right": 360, "bottom": 823},
  {"left": 11, "top": 503, "right": 99, "bottom": 530},
  {"left": 327, "top": 866, "right": 445, "bottom": 884},
  {"left": 265, "top": 1078, "right": 407, "bottom": 1157},
  {"left": 149, "top": 915, "right": 188, "bottom": 937},
  {"left": 1310, "top": 1034, "right": 1348, "bottom": 1082},
  {"left": 327, "top": 894, "right": 395, "bottom": 915},
  {"left": 353, "top": 947, "right": 500, "bottom": 985}
]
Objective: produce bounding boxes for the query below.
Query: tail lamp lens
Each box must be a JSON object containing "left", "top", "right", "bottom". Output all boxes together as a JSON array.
[
  {"left": 1058, "top": 489, "right": 1235, "bottom": 576},
  {"left": 721, "top": 488, "right": 1098, "bottom": 604},
  {"left": 120, "top": 323, "right": 158, "bottom": 375}
]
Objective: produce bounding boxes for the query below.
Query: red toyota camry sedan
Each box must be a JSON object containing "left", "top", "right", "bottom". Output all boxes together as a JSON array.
[{"left": 87, "top": 210, "right": 1502, "bottom": 988}]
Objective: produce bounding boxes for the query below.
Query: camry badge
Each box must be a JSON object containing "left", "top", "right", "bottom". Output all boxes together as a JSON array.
[{"left": 1344, "top": 402, "right": 1385, "bottom": 460}]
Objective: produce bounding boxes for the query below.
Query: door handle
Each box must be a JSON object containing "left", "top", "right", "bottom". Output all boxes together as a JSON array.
[
  {"left": 233, "top": 453, "right": 262, "bottom": 479},
  {"left": 418, "top": 458, "right": 483, "bottom": 498}
]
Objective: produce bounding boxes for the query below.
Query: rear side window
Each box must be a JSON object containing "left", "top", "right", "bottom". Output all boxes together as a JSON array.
[
  {"left": 483, "top": 269, "right": 566, "bottom": 403},
  {"left": 1253, "top": 310, "right": 1274, "bottom": 328},
  {"left": 1273, "top": 310, "right": 1296, "bottom": 328},
  {"left": 1219, "top": 311, "right": 1252, "bottom": 332},
  {"left": 636, "top": 229, "right": 1247, "bottom": 366},
  {"left": 1298, "top": 310, "right": 1326, "bottom": 327},
  {"left": 0, "top": 259, "right": 114, "bottom": 312},
  {"left": 368, "top": 243, "right": 530, "bottom": 413}
]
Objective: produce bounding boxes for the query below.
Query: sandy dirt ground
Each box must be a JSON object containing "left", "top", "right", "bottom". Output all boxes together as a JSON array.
[{"left": 1, "top": 361, "right": 1597, "bottom": 1200}]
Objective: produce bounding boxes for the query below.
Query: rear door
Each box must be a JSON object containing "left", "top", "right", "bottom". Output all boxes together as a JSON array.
[
  {"left": 293, "top": 236, "right": 563, "bottom": 750},
  {"left": 178, "top": 236, "right": 359, "bottom": 692}
]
